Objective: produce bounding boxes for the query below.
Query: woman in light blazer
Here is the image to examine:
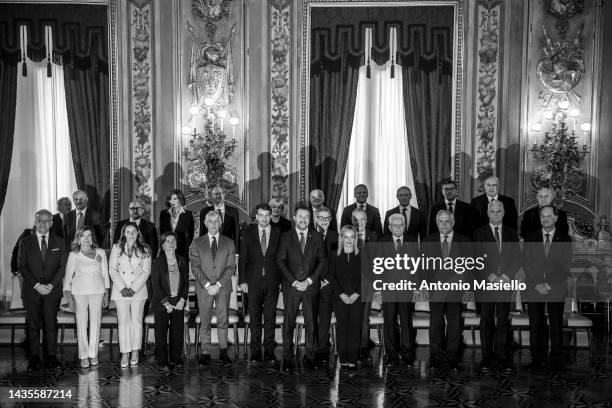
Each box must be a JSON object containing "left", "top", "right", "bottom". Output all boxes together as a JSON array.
[
  {"left": 109, "top": 222, "right": 152, "bottom": 368},
  {"left": 64, "top": 226, "right": 110, "bottom": 368}
]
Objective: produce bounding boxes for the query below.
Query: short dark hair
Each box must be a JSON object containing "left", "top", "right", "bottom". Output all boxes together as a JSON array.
[
  {"left": 440, "top": 178, "right": 456, "bottom": 188},
  {"left": 294, "top": 201, "right": 310, "bottom": 215},
  {"left": 539, "top": 204, "right": 558, "bottom": 216},
  {"left": 165, "top": 189, "right": 186, "bottom": 208},
  {"left": 255, "top": 203, "right": 272, "bottom": 214},
  {"left": 159, "top": 231, "right": 177, "bottom": 256},
  {"left": 354, "top": 184, "right": 368, "bottom": 191}
]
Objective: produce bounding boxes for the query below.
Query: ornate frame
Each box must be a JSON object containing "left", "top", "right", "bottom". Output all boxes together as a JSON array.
[{"left": 299, "top": 0, "right": 465, "bottom": 200}]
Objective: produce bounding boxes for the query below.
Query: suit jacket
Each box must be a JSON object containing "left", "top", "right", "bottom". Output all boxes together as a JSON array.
[
  {"left": 378, "top": 234, "right": 420, "bottom": 302},
  {"left": 428, "top": 200, "right": 479, "bottom": 239},
  {"left": 18, "top": 233, "right": 67, "bottom": 300},
  {"left": 277, "top": 229, "right": 326, "bottom": 295},
  {"left": 523, "top": 229, "right": 572, "bottom": 302},
  {"left": 308, "top": 207, "right": 338, "bottom": 232},
  {"left": 151, "top": 253, "right": 189, "bottom": 311},
  {"left": 271, "top": 216, "right": 292, "bottom": 233},
  {"left": 383, "top": 205, "right": 427, "bottom": 241},
  {"left": 11, "top": 228, "right": 34, "bottom": 273},
  {"left": 470, "top": 194, "right": 518, "bottom": 231},
  {"left": 340, "top": 203, "right": 383, "bottom": 237},
  {"left": 114, "top": 218, "right": 159, "bottom": 258},
  {"left": 421, "top": 232, "right": 472, "bottom": 301},
  {"left": 108, "top": 244, "right": 152, "bottom": 301},
  {"left": 51, "top": 213, "right": 67, "bottom": 239},
  {"left": 159, "top": 209, "right": 194, "bottom": 260},
  {"left": 199, "top": 204, "right": 241, "bottom": 250},
  {"left": 239, "top": 226, "right": 282, "bottom": 289},
  {"left": 472, "top": 225, "right": 521, "bottom": 301},
  {"left": 520, "top": 206, "right": 569, "bottom": 238},
  {"left": 328, "top": 251, "right": 361, "bottom": 297},
  {"left": 319, "top": 229, "right": 339, "bottom": 281},
  {"left": 65, "top": 208, "right": 103, "bottom": 247},
  {"left": 189, "top": 233, "right": 236, "bottom": 293}
]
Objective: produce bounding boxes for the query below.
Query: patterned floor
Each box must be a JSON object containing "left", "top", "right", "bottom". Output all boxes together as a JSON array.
[{"left": 0, "top": 334, "right": 610, "bottom": 408}]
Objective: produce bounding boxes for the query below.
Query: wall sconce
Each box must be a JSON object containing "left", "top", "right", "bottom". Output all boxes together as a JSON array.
[
  {"left": 229, "top": 116, "right": 239, "bottom": 141},
  {"left": 530, "top": 122, "right": 543, "bottom": 132}
]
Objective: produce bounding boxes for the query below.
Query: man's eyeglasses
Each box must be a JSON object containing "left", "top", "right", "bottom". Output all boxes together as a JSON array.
[
  {"left": 129, "top": 207, "right": 142, "bottom": 211},
  {"left": 317, "top": 216, "right": 332, "bottom": 221}
]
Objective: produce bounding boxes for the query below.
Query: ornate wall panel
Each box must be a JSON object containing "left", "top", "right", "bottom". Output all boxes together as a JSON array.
[{"left": 269, "top": 0, "right": 291, "bottom": 206}]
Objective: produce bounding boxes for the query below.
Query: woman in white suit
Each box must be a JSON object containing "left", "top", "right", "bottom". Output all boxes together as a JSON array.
[
  {"left": 64, "top": 226, "right": 110, "bottom": 368},
  {"left": 109, "top": 222, "right": 152, "bottom": 367}
]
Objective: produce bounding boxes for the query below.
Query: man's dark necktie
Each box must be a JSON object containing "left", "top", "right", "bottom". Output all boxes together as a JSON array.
[
  {"left": 395, "top": 238, "right": 401, "bottom": 252},
  {"left": 299, "top": 233, "right": 306, "bottom": 254},
  {"left": 494, "top": 226, "right": 501, "bottom": 252},
  {"left": 260, "top": 230, "right": 267, "bottom": 276},
  {"left": 448, "top": 202, "right": 454, "bottom": 213},
  {"left": 359, "top": 204, "right": 365, "bottom": 211},
  {"left": 217, "top": 209, "right": 224, "bottom": 224},
  {"left": 401, "top": 207, "right": 407, "bottom": 226},
  {"left": 544, "top": 233, "right": 551, "bottom": 258},
  {"left": 211, "top": 236, "right": 218, "bottom": 261},
  {"left": 40, "top": 235, "right": 47, "bottom": 262},
  {"left": 442, "top": 235, "right": 450, "bottom": 258},
  {"left": 358, "top": 233, "right": 364, "bottom": 249},
  {"left": 77, "top": 212, "right": 84, "bottom": 230}
]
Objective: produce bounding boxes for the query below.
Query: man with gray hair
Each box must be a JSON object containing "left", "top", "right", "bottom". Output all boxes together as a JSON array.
[
  {"left": 471, "top": 176, "right": 518, "bottom": 230},
  {"left": 200, "top": 185, "right": 241, "bottom": 250},
  {"left": 520, "top": 187, "right": 569, "bottom": 238},
  {"left": 50, "top": 197, "right": 71, "bottom": 239},
  {"left": 269, "top": 198, "right": 292, "bottom": 233},
  {"left": 65, "top": 190, "right": 103, "bottom": 247}
]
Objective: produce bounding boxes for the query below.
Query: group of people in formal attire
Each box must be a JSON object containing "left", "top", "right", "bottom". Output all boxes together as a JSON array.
[{"left": 12, "top": 177, "right": 572, "bottom": 374}]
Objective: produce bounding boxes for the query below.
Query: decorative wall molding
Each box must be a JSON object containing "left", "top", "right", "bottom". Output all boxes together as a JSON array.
[
  {"left": 269, "top": 0, "right": 291, "bottom": 205},
  {"left": 473, "top": 0, "right": 501, "bottom": 194},
  {"left": 129, "top": 0, "right": 154, "bottom": 216}
]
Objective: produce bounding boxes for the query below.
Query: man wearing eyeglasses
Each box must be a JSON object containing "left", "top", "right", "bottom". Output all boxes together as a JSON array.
[
  {"left": 427, "top": 179, "right": 479, "bottom": 239},
  {"left": 308, "top": 189, "right": 337, "bottom": 232},
  {"left": 113, "top": 200, "right": 159, "bottom": 257}
]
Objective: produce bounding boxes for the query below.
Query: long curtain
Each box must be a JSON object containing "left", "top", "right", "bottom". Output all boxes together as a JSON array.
[
  {"left": 403, "top": 66, "right": 452, "bottom": 212},
  {"left": 0, "top": 60, "right": 17, "bottom": 215},
  {"left": 0, "top": 60, "right": 77, "bottom": 300},
  {"left": 338, "top": 61, "right": 416, "bottom": 219}
]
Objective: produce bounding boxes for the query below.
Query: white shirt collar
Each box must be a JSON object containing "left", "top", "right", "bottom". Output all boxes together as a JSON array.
[
  {"left": 445, "top": 199, "right": 456, "bottom": 206},
  {"left": 36, "top": 231, "right": 48, "bottom": 240},
  {"left": 392, "top": 235, "right": 403, "bottom": 243},
  {"left": 542, "top": 228, "right": 555, "bottom": 240},
  {"left": 487, "top": 194, "right": 499, "bottom": 201},
  {"left": 440, "top": 231, "right": 454, "bottom": 242},
  {"left": 356, "top": 202, "right": 367, "bottom": 209},
  {"left": 489, "top": 223, "right": 502, "bottom": 231},
  {"left": 214, "top": 203, "right": 225, "bottom": 212},
  {"left": 260, "top": 225, "right": 271, "bottom": 234},
  {"left": 295, "top": 227, "right": 307, "bottom": 236},
  {"left": 130, "top": 218, "right": 141, "bottom": 225},
  {"left": 208, "top": 232, "right": 219, "bottom": 243}
]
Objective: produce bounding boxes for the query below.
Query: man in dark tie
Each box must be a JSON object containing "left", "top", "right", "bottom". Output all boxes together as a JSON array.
[
  {"left": 522, "top": 205, "right": 572, "bottom": 371},
  {"left": 308, "top": 189, "right": 337, "bottom": 232},
  {"left": 114, "top": 200, "right": 159, "bottom": 256},
  {"left": 277, "top": 203, "right": 326, "bottom": 370},
  {"left": 65, "top": 190, "right": 103, "bottom": 248},
  {"left": 473, "top": 200, "right": 521, "bottom": 371},
  {"left": 269, "top": 198, "right": 292, "bottom": 233},
  {"left": 200, "top": 185, "right": 241, "bottom": 250},
  {"left": 50, "top": 197, "right": 71, "bottom": 240},
  {"left": 378, "top": 213, "right": 419, "bottom": 366},
  {"left": 312, "top": 206, "right": 339, "bottom": 366},
  {"left": 422, "top": 210, "right": 472, "bottom": 370},
  {"left": 520, "top": 187, "right": 569, "bottom": 238},
  {"left": 340, "top": 184, "right": 383, "bottom": 236},
  {"left": 470, "top": 176, "right": 518, "bottom": 230},
  {"left": 239, "top": 203, "right": 282, "bottom": 363},
  {"left": 383, "top": 186, "right": 427, "bottom": 241},
  {"left": 428, "top": 179, "right": 479, "bottom": 239},
  {"left": 18, "top": 209, "right": 67, "bottom": 370}
]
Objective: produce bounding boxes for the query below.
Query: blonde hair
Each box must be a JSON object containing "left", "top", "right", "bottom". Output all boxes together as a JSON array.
[{"left": 337, "top": 225, "right": 359, "bottom": 256}]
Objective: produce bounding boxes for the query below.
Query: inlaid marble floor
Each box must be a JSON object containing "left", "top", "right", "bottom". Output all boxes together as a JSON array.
[{"left": 0, "top": 334, "right": 610, "bottom": 408}]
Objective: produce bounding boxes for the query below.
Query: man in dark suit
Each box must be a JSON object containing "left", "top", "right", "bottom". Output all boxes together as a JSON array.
[
  {"left": 200, "top": 185, "right": 241, "bottom": 250},
  {"left": 428, "top": 179, "right": 479, "bottom": 239},
  {"left": 190, "top": 211, "right": 236, "bottom": 365},
  {"left": 50, "top": 197, "right": 71, "bottom": 239},
  {"left": 312, "top": 206, "right": 339, "bottom": 365},
  {"left": 523, "top": 205, "right": 572, "bottom": 371},
  {"left": 520, "top": 187, "right": 569, "bottom": 238},
  {"left": 239, "top": 203, "right": 282, "bottom": 363},
  {"left": 422, "top": 210, "right": 472, "bottom": 370},
  {"left": 383, "top": 186, "right": 427, "bottom": 241},
  {"left": 114, "top": 200, "right": 159, "bottom": 257},
  {"left": 340, "top": 184, "right": 383, "bottom": 236},
  {"left": 65, "top": 190, "right": 103, "bottom": 248},
  {"left": 378, "top": 213, "right": 419, "bottom": 366},
  {"left": 277, "top": 203, "right": 326, "bottom": 370},
  {"left": 269, "top": 198, "right": 292, "bottom": 233},
  {"left": 471, "top": 176, "right": 518, "bottom": 230},
  {"left": 308, "top": 189, "right": 337, "bottom": 232},
  {"left": 18, "top": 209, "right": 67, "bottom": 370},
  {"left": 473, "top": 200, "right": 521, "bottom": 371}
]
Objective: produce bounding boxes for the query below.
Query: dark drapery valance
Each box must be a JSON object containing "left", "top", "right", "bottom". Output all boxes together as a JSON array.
[
  {"left": 310, "top": 6, "right": 453, "bottom": 75},
  {"left": 0, "top": 3, "right": 108, "bottom": 72}
]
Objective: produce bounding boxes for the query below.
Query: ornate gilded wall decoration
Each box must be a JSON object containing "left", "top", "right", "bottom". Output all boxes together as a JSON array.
[
  {"left": 270, "top": 1, "right": 291, "bottom": 205},
  {"left": 192, "top": 0, "right": 233, "bottom": 40},
  {"left": 473, "top": 0, "right": 501, "bottom": 194},
  {"left": 130, "top": 0, "right": 153, "bottom": 216},
  {"left": 544, "top": 0, "right": 583, "bottom": 33}
]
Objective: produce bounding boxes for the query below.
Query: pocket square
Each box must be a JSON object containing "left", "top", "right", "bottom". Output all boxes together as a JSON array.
[{"left": 51, "top": 248, "right": 60, "bottom": 252}]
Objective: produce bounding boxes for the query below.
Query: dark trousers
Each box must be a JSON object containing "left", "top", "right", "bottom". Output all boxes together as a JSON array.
[
  {"left": 282, "top": 287, "right": 317, "bottom": 359},
  {"left": 248, "top": 284, "right": 279, "bottom": 356},
  {"left": 429, "top": 301, "right": 462, "bottom": 363},
  {"left": 154, "top": 303, "right": 184, "bottom": 365},
  {"left": 480, "top": 301, "right": 510, "bottom": 363},
  {"left": 334, "top": 298, "right": 364, "bottom": 364},
  {"left": 382, "top": 301, "right": 415, "bottom": 358},
  {"left": 360, "top": 301, "right": 372, "bottom": 350},
  {"left": 24, "top": 292, "right": 61, "bottom": 358},
  {"left": 528, "top": 301, "right": 564, "bottom": 363},
  {"left": 316, "top": 284, "right": 333, "bottom": 356}
]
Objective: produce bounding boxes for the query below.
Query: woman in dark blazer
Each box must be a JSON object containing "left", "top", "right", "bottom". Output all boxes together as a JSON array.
[
  {"left": 159, "top": 189, "right": 194, "bottom": 260},
  {"left": 151, "top": 232, "right": 189, "bottom": 368},
  {"left": 329, "top": 225, "right": 363, "bottom": 369}
]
